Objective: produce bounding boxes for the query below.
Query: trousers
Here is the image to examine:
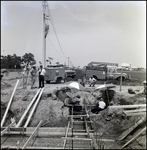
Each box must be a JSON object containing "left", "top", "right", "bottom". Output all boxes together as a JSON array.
[{"left": 39, "top": 75, "right": 44, "bottom": 88}]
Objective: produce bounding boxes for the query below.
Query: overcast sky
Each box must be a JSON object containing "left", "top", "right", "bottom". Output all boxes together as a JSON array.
[{"left": 1, "top": 1, "right": 146, "bottom": 68}]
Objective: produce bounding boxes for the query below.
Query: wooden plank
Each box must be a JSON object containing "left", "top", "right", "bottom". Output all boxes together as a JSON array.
[
  {"left": 109, "top": 104, "right": 146, "bottom": 109},
  {"left": 122, "top": 127, "right": 146, "bottom": 148},
  {"left": 1, "top": 80, "right": 19, "bottom": 127},
  {"left": 1, "top": 121, "right": 15, "bottom": 136},
  {"left": 22, "top": 120, "right": 42, "bottom": 149},
  {"left": 123, "top": 112, "right": 146, "bottom": 116},
  {"left": 62, "top": 137, "right": 115, "bottom": 142},
  {"left": 63, "top": 121, "right": 70, "bottom": 149},
  {"left": 24, "top": 88, "right": 44, "bottom": 127},
  {"left": 68, "top": 114, "right": 101, "bottom": 118},
  {"left": 1, "top": 146, "right": 87, "bottom": 149},
  {"left": 118, "top": 117, "right": 146, "bottom": 141},
  {"left": 62, "top": 137, "right": 92, "bottom": 141},
  {"left": 16, "top": 88, "right": 42, "bottom": 127},
  {"left": 123, "top": 109, "right": 146, "bottom": 113},
  {"left": 1, "top": 127, "right": 26, "bottom": 132}
]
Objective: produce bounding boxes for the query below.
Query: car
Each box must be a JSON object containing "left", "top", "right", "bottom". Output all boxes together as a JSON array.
[{"left": 1, "top": 69, "right": 8, "bottom": 73}]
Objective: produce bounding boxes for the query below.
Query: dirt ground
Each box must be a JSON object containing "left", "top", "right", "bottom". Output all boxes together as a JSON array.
[{"left": 1, "top": 71, "right": 146, "bottom": 149}]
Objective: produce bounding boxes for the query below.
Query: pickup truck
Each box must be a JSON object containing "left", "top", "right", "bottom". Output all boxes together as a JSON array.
[{"left": 85, "top": 66, "right": 128, "bottom": 81}]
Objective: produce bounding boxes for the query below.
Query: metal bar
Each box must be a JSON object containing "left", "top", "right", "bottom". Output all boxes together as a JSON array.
[
  {"left": 1, "top": 80, "right": 19, "bottom": 127},
  {"left": 22, "top": 120, "right": 42, "bottom": 149},
  {"left": 24, "top": 88, "right": 44, "bottom": 128},
  {"left": 63, "top": 121, "right": 70, "bottom": 149},
  {"left": 16, "top": 88, "right": 42, "bottom": 127}
]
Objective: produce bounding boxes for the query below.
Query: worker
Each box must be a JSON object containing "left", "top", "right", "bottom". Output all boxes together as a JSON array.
[
  {"left": 30, "top": 65, "right": 37, "bottom": 89},
  {"left": 91, "top": 98, "right": 106, "bottom": 114},
  {"left": 81, "top": 74, "right": 86, "bottom": 87},
  {"left": 89, "top": 76, "right": 96, "bottom": 87},
  {"left": 38, "top": 65, "right": 46, "bottom": 88}
]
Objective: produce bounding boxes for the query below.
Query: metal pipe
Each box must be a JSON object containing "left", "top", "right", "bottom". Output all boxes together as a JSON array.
[
  {"left": 16, "top": 88, "right": 42, "bottom": 127},
  {"left": 24, "top": 88, "right": 44, "bottom": 127},
  {"left": 1, "top": 80, "right": 19, "bottom": 127}
]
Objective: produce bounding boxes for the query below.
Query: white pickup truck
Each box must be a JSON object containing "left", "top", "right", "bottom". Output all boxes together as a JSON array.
[{"left": 85, "top": 66, "right": 128, "bottom": 81}]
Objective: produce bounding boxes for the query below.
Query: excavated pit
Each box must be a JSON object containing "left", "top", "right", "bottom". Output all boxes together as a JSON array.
[{"left": 1, "top": 76, "right": 146, "bottom": 149}]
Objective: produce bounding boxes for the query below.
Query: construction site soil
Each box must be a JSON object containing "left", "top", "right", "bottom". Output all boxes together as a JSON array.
[{"left": 1, "top": 71, "right": 146, "bottom": 149}]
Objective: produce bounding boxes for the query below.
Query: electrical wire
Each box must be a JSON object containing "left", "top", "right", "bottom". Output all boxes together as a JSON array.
[
  {"left": 47, "top": 35, "right": 65, "bottom": 60},
  {"left": 46, "top": 2, "right": 67, "bottom": 59}
]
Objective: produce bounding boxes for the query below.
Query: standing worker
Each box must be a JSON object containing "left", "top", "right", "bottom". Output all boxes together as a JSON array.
[
  {"left": 38, "top": 65, "right": 46, "bottom": 88},
  {"left": 30, "top": 65, "right": 37, "bottom": 89}
]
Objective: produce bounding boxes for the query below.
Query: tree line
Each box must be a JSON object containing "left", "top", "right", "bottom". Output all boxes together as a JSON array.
[{"left": 1, "top": 53, "right": 36, "bottom": 69}]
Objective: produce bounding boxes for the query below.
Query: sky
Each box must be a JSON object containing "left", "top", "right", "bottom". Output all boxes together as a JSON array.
[{"left": 1, "top": 1, "right": 146, "bottom": 68}]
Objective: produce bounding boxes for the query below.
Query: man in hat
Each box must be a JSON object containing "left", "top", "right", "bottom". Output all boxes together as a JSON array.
[{"left": 38, "top": 65, "right": 46, "bottom": 88}]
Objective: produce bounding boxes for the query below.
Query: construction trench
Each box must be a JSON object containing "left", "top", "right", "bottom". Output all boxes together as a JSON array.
[{"left": 1, "top": 79, "right": 146, "bottom": 149}]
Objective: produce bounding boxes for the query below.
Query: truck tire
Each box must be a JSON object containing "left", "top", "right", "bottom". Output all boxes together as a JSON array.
[
  {"left": 56, "top": 78, "right": 62, "bottom": 84},
  {"left": 46, "top": 80, "right": 50, "bottom": 84},
  {"left": 117, "top": 76, "right": 125, "bottom": 82},
  {"left": 65, "top": 77, "right": 72, "bottom": 82}
]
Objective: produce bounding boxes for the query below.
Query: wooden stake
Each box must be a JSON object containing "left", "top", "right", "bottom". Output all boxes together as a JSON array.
[{"left": 1, "top": 80, "right": 19, "bottom": 127}]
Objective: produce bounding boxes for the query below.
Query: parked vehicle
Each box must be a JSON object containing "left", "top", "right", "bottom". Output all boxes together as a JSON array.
[
  {"left": 44, "top": 66, "right": 76, "bottom": 83},
  {"left": 85, "top": 65, "right": 128, "bottom": 81}
]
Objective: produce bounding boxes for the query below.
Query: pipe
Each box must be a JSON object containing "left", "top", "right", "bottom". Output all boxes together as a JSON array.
[
  {"left": 24, "top": 88, "right": 44, "bottom": 128},
  {"left": 1, "top": 80, "right": 19, "bottom": 127},
  {"left": 16, "top": 88, "right": 42, "bottom": 127}
]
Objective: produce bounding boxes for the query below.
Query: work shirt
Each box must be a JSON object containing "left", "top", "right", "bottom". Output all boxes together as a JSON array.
[
  {"left": 39, "top": 68, "right": 46, "bottom": 76},
  {"left": 99, "top": 101, "right": 106, "bottom": 109}
]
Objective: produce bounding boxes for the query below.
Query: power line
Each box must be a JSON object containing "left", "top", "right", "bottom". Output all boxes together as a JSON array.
[
  {"left": 46, "top": 2, "right": 67, "bottom": 59},
  {"left": 47, "top": 35, "right": 65, "bottom": 59}
]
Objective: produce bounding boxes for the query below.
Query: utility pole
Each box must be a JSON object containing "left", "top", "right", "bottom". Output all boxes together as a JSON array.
[
  {"left": 67, "top": 57, "right": 70, "bottom": 68},
  {"left": 42, "top": 1, "right": 49, "bottom": 68}
]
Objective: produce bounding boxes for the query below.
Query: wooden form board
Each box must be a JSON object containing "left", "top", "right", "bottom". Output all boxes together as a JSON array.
[
  {"left": 109, "top": 104, "right": 146, "bottom": 109},
  {"left": 1, "top": 121, "right": 16, "bottom": 136}
]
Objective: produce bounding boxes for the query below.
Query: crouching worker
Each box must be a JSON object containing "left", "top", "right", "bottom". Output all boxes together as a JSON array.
[
  {"left": 91, "top": 99, "right": 106, "bottom": 114},
  {"left": 89, "top": 76, "right": 96, "bottom": 87}
]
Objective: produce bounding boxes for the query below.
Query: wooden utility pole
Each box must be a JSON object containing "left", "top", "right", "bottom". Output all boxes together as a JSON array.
[
  {"left": 120, "top": 67, "right": 123, "bottom": 91},
  {"left": 68, "top": 57, "right": 70, "bottom": 68},
  {"left": 42, "top": 1, "right": 49, "bottom": 68}
]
